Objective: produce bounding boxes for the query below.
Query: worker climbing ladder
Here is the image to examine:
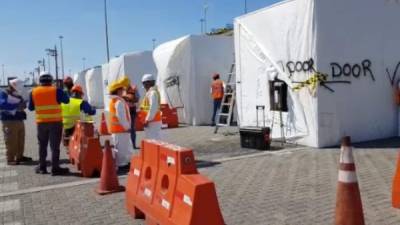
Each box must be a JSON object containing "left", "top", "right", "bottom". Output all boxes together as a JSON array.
[{"left": 214, "top": 63, "right": 236, "bottom": 134}]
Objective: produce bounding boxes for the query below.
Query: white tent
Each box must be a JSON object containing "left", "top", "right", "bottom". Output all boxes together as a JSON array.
[
  {"left": 154, "top": 35, "right": 234, "bottom": 125},
  {"left": 85, "top": 66, "right": 104, "bottom": 108},
  {"left": 73, "top": 70, "right": 88, "bottom": 101},
  {"left": 234, "top": 0, "right": 400, "bottom": 147},
  {"left": 102, "top": 51, "right": 157, "bottom": 111}
]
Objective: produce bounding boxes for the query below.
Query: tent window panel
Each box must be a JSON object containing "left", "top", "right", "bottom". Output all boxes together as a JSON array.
[{"left": 269, "top": 79, "right": 288, "bottom": 112}]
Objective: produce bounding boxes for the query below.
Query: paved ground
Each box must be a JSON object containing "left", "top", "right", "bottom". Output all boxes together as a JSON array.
[{"left": 1, "top": 112, "right": 400, "bottom": 224}]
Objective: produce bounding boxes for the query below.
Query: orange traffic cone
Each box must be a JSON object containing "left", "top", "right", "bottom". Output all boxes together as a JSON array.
[
  {"left": 392, "top": 152, "right": 400, "bottom": 208},
  {"left": 335, "top": 136, "right": 365, "bottom": 225},
  {"left": 95, "top": 140, "right": 125, "bottom": 195},
  {"left": 99, "top": 112, "right": 110, "bottom": 135}
]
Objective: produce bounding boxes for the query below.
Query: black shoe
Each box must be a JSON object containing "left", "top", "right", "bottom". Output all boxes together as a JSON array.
[
  {"left": 17, "top": 156, "right": 33, "bottom": 163},
  {"left": 51, "top": 167, "right": 70, "bottom": 176},
  {"left": 35, "top": 166, "right": 48, "bottom": 174},
  {"left": 118, "top": 164, "right": 130, "bottom": 171},
  {"left": 7, "top": 161, "right": 19, "bottom": 166}
]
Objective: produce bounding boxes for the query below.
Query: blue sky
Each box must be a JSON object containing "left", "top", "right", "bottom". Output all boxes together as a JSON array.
[{"left": 0, "top": 0, "right": 278, "bottom": 80}]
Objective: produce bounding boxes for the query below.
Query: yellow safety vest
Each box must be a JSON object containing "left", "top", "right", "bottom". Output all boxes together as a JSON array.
[
  {"left": 140, "top": 87, "right": 162, "bottom": 122},
  {"left": 62, "top": 98, "right": 92, "bottom": 129}
]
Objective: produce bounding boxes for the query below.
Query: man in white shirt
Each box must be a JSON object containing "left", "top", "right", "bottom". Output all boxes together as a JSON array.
[{"left": 140, "top": 74, "right": 162, "bottom": 140}]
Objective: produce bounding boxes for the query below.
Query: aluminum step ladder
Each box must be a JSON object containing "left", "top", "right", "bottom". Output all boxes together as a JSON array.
[{"left": 214, "top": 64, "right": 236, "bottom": 134}]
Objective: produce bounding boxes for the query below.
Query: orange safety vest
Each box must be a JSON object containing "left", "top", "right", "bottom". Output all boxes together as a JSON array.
[
  {"left": 211, "top": 80, "right": 224, "bottom": 100},
  {"left": 140, "top": 88, "right": 162, "bottom": 123},
  {"left": 109, "top": 96, "right": 131, "bottom": 133},
  {"left": 32, "top": 86, "right": 62, "bottom": 123}
]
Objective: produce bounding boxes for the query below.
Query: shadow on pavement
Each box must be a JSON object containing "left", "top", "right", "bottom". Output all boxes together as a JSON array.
[
  {"left": 353, "top": 137, "right": 400, "bottom": 149},
  {"left": 196, "top": 160, "right": 221, "bottom": 169}
]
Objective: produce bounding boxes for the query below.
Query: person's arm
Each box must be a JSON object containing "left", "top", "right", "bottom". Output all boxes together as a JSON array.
[
  {"left": 28, "top": 92, "right": 35, "bottom": 111},
  {"left": 116, "top": 100, "right": 130, "bottom": 131},
  {"left": 0, "top": 91, "right": 19, "bottom": 110},
  {"left": 80, "top": 101, "right": 96, "bottom": 115},
  {"left": 145, "top": 90, "right": 159, "bottom": 122},
  {"left": 56, "top": 88, "right": 69, "bottom": 104}
]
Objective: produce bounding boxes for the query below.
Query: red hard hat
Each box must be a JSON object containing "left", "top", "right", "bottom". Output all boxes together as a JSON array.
[{"left": 71, "top": 85, "right": 83, "bottom": 95}]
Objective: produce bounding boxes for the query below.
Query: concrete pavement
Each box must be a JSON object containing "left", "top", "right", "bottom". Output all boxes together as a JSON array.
[{"left": 1, "top": 112, "right": 400, "bottom": 224}]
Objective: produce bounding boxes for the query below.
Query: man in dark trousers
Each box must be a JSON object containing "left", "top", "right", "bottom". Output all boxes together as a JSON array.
[
  {"left": 210, "top": 73, "right": 224, "bottom": 126},
  {"left": 29, "top": 72, "right": 70, "bottom": 175}
]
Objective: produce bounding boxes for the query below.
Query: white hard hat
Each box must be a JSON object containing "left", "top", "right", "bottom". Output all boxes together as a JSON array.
[{"left": 142, "top": 74, "right": 155, "bottom": 83}]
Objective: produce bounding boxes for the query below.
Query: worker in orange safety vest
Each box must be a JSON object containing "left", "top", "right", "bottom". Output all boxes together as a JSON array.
[
  {"left": 210, "top": 73, "right": 224, "bottom": 126},
  {"left": 28, "top": 72, "right": 70, "bottom": 175},
  {"left": 108, "top": 77, "right": 133, "bottom": 170}
]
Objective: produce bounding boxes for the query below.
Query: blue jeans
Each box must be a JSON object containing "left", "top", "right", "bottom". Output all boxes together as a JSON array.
[{"left": 211, "top": 99, "right": 222, "bottom": 125}]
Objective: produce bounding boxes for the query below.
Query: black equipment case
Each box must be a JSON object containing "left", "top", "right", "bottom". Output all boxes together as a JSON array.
[{"left": 239, "top": 106, "right": 271, "bottom": 150}]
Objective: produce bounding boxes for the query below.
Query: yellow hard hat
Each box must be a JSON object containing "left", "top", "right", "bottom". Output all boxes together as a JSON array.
[
  {"left": 108, "top": 79, "right": 125, "bottom": 93},
  {"left": 120, "top": 76, "right": 131, "bottom": 88}
]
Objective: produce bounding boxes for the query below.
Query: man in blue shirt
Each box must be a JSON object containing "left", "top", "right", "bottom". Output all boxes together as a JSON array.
[{"left": 0, "top": 79, "right": 32, "bottom": 165}]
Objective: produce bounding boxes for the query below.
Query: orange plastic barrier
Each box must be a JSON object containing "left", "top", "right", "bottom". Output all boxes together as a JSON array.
[
  {"left": 161, "top": 104, "right": 179, "bottom": 128},
  {"left": 335, "top": 136, "right": 364, "bottom": 225},
  {"left": 135, "top": 111, "right": 146, "bottom": 131},
  {"left": 99, "top": 112, "right": 110, "bottom": 135},
  {"left": 69, "top": 121, "right": 103, "bottom": 177},
  {"left": 392, "top": 152, "right": 400, "bottom": 208},
  {"left": 126, "top": 140, "right": 224, "bottom": 225},
  {"left": 96, "top": 140, "right": 125, "bottom": 195}
]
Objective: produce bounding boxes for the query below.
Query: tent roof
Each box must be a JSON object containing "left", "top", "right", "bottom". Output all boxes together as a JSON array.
[{"left": 235, "top": 0, "right": 294, "bottom": 21}]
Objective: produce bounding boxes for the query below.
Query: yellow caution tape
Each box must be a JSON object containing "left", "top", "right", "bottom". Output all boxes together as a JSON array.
[{"left": 292, "top": 72, "right": 328, "bottom": 95}]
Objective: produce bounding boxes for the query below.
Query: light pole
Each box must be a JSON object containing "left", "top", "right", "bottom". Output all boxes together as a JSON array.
[
  {"left": 200, "top": 19, "right": 205, "bottom": 34},
  {"left": 47, "top": 52, "right": 51, "bottom": 73},
  {"left": 59, "top": 35, "right": 65, "bottom": 79},
  {"left": 46, "top": 46, "right": 59, "bottom": 85},
  {"left": 245, "top": 0, "right": 248, "bottom": 13},
  {"left": 1, "top": 64, "right": 5, "bottom": 86},
  {"left": 104, "top": 0, "right": 110, "bottom": 62},
  {"left": 203, "top": 3, "right": 209, "bottom": 34},
  {"left": 152, "top": 38, "right": 156, "bottom": 50},
  {"left": 82, "top": 57, "right": 86, "bottom": 70}
]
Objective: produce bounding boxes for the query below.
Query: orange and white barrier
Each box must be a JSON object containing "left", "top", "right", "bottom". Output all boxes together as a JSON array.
[
  {"left": 392, "top": 152, "right": 400, "bottom": 208},
  {"left": 69, "top": 121, "right": 103, "bottom": 177},
  {"left": 335, "top": 136, "right": 365, "bottom": 225},
  {"left": 126, "top": 139, "right": 224, "bottom": 225}
]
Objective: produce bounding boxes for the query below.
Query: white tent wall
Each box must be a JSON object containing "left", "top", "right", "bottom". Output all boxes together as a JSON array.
[
  {"left": 234, "top": 0, "right": 318, "bottom": 146},
  {"left": 85, "top": 66, "right": 104, "bottom": 108},
  {"left": 154, "top": 35, "right": 235, "bottom": 126},
  {"left": 314, "top": 0, "right": 400, "bottom": 147},
  {"left": 102, "top": 51, "right": 157, "bottom": 111},
  {"left": 73, "top": 70, "right": 88, "bottom": 101},
  {"left": 235, "top": 0, "right": 400, "bottom": 147},
  {"left": 101, "top": 62, "right": 113, "bottom": 111},
  {"left": 155, "top": 36, "right": 193, "bottom": 123}
]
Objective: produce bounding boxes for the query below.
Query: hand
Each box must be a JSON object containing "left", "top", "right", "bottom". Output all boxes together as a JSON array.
[{"left": 144, "top": 120, "right": 149, "bottom": 127}]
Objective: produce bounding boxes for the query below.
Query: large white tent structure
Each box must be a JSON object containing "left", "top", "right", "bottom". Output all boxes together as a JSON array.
[
  {"left": 73, "top": 70, "right": 88, "bottom": 101},
  {"left": 234, "top": 0, "right": 400, "bottom": 147},
  {"left": 101, "top": 51, "right": 157, "bottom": 111},
  {"left": 154, "top": 35, "right": 234, "bottom": 125},
  {"left": 85, "top": 66, "right": 104, "bottom": 108}
]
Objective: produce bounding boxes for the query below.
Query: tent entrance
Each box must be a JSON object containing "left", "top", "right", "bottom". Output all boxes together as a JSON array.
[{"left": 164, "top": 74, "right": 184, "bottom": 108}]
